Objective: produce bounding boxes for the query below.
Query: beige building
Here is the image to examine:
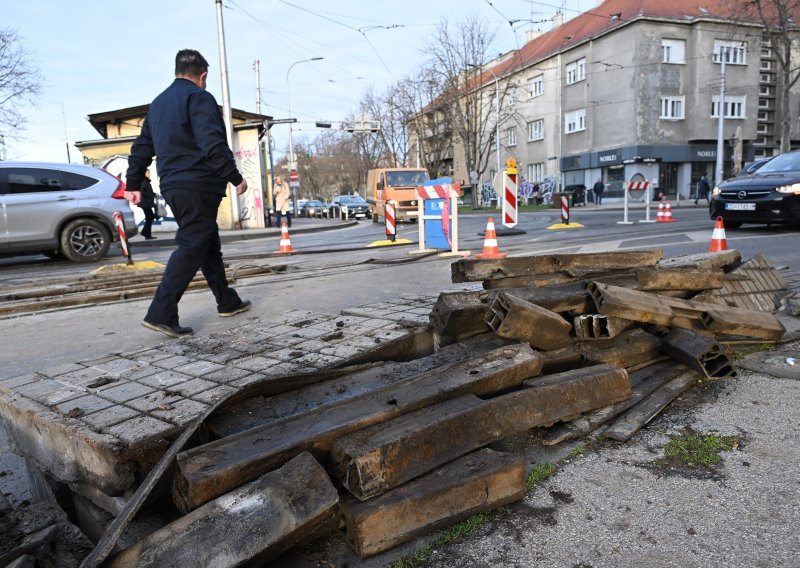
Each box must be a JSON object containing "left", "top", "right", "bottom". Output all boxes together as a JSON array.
[{"left": 417, "top": 0, "right": 800, "bottom": 202}]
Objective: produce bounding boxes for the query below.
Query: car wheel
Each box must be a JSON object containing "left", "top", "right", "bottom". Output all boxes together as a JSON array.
[{"left": 60, "top": 218, "right": 111, "bottom": 262}]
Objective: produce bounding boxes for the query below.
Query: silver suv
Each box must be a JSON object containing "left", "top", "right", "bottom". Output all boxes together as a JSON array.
[{"left": 0, "top": 162, "right": 137, "bottom": 262}]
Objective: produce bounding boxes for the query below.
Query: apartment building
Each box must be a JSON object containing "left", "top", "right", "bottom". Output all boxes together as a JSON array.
[{"left": 435, "top": 0, "right": 800, "bottom": 201}]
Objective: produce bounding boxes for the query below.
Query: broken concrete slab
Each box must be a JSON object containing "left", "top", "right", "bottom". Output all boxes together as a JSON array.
[
  {"left": 451, "top": 250, "right": 663, "bottom": 283},
  {"left": 573, "top": 314, "right": 633, "bottom": 340},
  {"left": 429, "top": 290, "right": 490, "bottom": 339},
  {"left": 331, "top": 364, "right": 630, "bottom": 501},
  {"left": 173, "top": 344, "right": 544, "bottom": 513},
  {"left": 691, "top": 254, "right": 786, "bottom": 313},
  {"left": 661, "top": 328, "right": 737, "bottom": 379},
  {"left": 340, "top": 448, "right": 525, "bottom": 558},
  {"left": 656, "top": 249, "right": 742, "bottom": 271},
  {"left": 484, "top": 292, "right": 573, "bottom": 350},
  {"left": 107, "top": 452, "right": 339, "bottom": 568}
]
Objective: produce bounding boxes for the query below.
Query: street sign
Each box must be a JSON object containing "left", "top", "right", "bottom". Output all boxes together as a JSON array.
[{"left": 289, "top": 171, "right": 299, "bottom": 183}]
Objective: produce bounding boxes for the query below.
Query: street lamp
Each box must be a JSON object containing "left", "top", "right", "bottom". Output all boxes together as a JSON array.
[
  {"left": 286, "top": 57, "right": 323, "bottom": 171},
  {"left": 467, "top": 63, "right": 501, "bottom": 181}
]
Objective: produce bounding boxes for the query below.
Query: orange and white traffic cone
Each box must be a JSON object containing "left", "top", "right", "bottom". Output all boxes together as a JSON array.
[
  {"left": 656, "top": 202, "right": 666, "bottom": 222},
  {"left": 709, "top": 217, "right": 728, "bottom": 252},
  {"left": 663, "top": 201, "right": 676, "bottom": 222},
  {"left": 474, "top": 218, "right": 507, "bottom": 259},
  {"left": 274, "top": 221, "right": 295, "bottom": 254}
]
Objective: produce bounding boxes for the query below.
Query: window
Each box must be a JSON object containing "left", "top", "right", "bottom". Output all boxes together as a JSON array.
[
  {"left": 661, "top": 39, "right": 685, "bottom": 64},
  {"left": 507, "top": 126, "right": 517, "bottom": 146},
  {"left": 711, "top": 95, "right": 746, "bottom": 119},
  {"left": 758, "top": 98, "right": 771, "bottom": 109},
  {"left": 529, "top": 74, "right": 544, "bottom": 97},
  {"left": 566, "top": 57, "right": 586, "bottom": 85},
  {"left": 760, "top": 59, "right": 773, "bottom": 71},
  {"left": 507, "top": 86, "right": 517, "bottom": 106},
  {"left": 565, "top": 108, "right": 586, "bottom": 133},
  {"left": 527, "top": 162, "right": 545, "bottom": 182},
  {"left": 528, "top": 119, "right": 544, "bottom": 141},
  {"left": 6, "top": 168, "right": 97, "bottom": 194},
  {"left": 758, "top": 110, "right": 771, "bottom": 120},
  {"left": 757, "top": 123, "right": 770, "bottom": 134},
  {"left": 759, "top": 85, "right": 772, "bottom": 96},
  {"left": 713, "top": 40, "right": 747, "bottom": 65},
  {"left": 660, "top": 96, "right": 685, "bottom": 119}
]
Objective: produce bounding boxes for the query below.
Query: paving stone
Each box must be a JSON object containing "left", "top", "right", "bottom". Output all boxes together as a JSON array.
[
  {"left": 272, "top": 334, "right": 306, "bottom": 347},
  {"left": 267, "top": 348, "right": 307, "bottom": 361},
  {"left": 151, "top": 398, "right": 209, "bottom": 426},
  {"left": 105, "top": 415, "right": 176, "bottom": 444},
  {"left": 158, "top": 343, "right": 196, "bottom": 356},
  {"left": 229, "top": 342, "right": 274, "bottom": 355},
  {"left": 319, "top": 344, "right": 366, "bottom": 359},
  {"left": 116, "top": 364, "right": 160, "bottom": 382},
  {"left": 245, "top": 362, "right": 307, "bottom": 380},
  {"left": 171, "top": 360, "right": 227, "bottom": 378},
  {"left": 96, "top": 381, "right": 156, "bottom": 403},
  {"left": 126, "top": 392, "right": 183, "bottom": 413},
  {"left": 168, "top": 378, "right": 217, "bottom": 398},
  {"left": 126, "top": 348, "right": 179, "bottom": 364},
  {"left": 293, "top": 339, "right": 330, "bottom": 353},
  {"left": 152, "top": 355, "right": 194, "bottom": 370},
  {"left": 293, "top": 352, "right": 345, "bottom": 369},
  {"left": 138, "top": 370, "right": 194, "bottom": 390},
  {"left": 80, "top": 405, "right": 140, "bottom": 429},
  {"left": 189, "top": 385, "right": 237, "bottom": 404},
  {"left": 198, "top": 348, "right": 248, "bottom": 364},
  {"left": 53, "top": 394, "right": 115, "bottom": 417},
  {"left": 89, "top": 357, "right": 141, "bottom": 378},
  {"left": 14, "top": 379, "right": 83, "bottom": 407},
  {"left": 0, "top": 373, "right": 42, "bottom": 391},
  {"left": 232, "top": 356, "right": 283, "bottom": 373},
  {"left": 286, "top": 326, "right": 329, "bottom": 340},
  {"left": 77, "top": 354, "right": 120, "bottom": 367},
  {"left": 201, "top": 366, "right": 255, "bottom": 385},
  {"left": 37, "top": 362, "right": 85, "bottom": 378}
]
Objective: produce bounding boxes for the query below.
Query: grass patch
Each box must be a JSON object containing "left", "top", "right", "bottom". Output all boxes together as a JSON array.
[
  {"left": 664, "top": 433, "right": 737, "bottom": 467},
  {"left": 389, "top": 513, "right": 490, "bottom": 568},
  {"left": 526, "top": 462, "right": 558, "bottom": 491},
  {"left": 731, "top": 343, "right": 772, "bottom": 361},
  {"left": 569, "top": 445, "right": 587, "bottom": 458}
]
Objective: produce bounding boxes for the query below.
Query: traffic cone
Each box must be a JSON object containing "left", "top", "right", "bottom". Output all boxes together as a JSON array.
[
  {"left": 656, "top": 202, "right": 666, "bottom": 222},
  {"left": 709, "top": 217, "right": 728, "bottom": 252},
  {"left": 663, "top": 201, "right": 676, "bottom": 222},
  {"left": 475, "top": 218, "right": 507, "bottom": 259},
  {"left": 274, "top": 221, "right": 294, "bottom": 254}
]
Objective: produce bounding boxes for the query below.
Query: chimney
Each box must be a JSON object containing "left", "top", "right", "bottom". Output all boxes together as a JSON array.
[{"left": 551, "top": 11, "right": 564, "bottom": 29}]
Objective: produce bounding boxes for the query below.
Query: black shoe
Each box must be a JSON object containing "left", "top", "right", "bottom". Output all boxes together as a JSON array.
[
  {"left": 142, "top": 320, "right": 194, "bottom": 338},
  {"left": 218, "top": 299, "right": 251, "bottom": 317},
  {"left": 144, "top": 236, "right": 157, "bottom": 240}
]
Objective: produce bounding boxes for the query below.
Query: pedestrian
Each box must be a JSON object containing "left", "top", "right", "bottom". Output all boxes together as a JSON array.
[
  {"left": 592, "top": 179, "right": 605, "bottom": 206},
  {"left": 695, "top": 175, "right": 710, "bottom": 205},
  {"left": 124, "top": 49, "right": 251, "bottom": 338},
  {"left": 138, "top": 169, "right": 158, "bottom": 240},
  {"left": 274, "top": 176, "right": 292, "bottom": 228}
]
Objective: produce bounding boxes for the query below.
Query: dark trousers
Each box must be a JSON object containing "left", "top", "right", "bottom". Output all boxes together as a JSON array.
[
  {"left": 276, "top": 210, "right": 292, "bottom": 228},
  {"left": 141, "top": 206, "right": 156, "bottom": 238},
  {"left": 145, "top": 189, "right": 241, "bottom": 326}
]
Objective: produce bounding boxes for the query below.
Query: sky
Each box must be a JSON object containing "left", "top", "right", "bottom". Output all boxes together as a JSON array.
[{"left": 3, "top": 0, "right": 595, "bottom": 163}]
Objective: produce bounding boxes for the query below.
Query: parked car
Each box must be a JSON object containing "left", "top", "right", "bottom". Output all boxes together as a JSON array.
[
  {"left": 330, "top": 194, "right": 371, "bottom": 219},
  {"left": 709, "top": 150, "right": 800, "bottom": 228},
  {"left": 0, "top": 162, "right": 137, "bottom": 262},
  {"left": 300, "top": 199, "right": 325, "bottom": 218}
]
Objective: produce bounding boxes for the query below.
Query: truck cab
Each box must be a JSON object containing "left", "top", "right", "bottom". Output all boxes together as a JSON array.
[{"left": 366, "top": 168, "right": 430, "bottom": 223}]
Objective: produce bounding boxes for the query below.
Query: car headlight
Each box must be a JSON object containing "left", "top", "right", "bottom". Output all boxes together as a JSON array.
[
  {"left": 776, "top": 183, "right": 800, "bottom": 194},
  {"left": 712, "top": 186, "right": 721, "bottom": 196}
]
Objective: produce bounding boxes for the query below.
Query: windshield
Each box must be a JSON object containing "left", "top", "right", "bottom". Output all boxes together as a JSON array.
[
  {"left": 385, "top": 170, "right": 429, "bottom": 186},
  {"left": 756, "top": 152, "right": 800, "bottom": 174},
  {"left": 339, "top": 195, "right": 365, "bottom": 203},
  {"left": 306, "top": 200, "right": 324, "bottom": 207}
]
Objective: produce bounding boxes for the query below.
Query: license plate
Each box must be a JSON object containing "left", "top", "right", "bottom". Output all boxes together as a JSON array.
[
  {"left": 355, "top": 213, "right": 366, "bottom": 218},
  {"left": 725, "top": 202, "right": 756, "bottom": 211}
]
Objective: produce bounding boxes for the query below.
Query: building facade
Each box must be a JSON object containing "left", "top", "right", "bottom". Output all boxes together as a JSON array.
[{"left": 436, "top": 0, "right": 800, "bottom": 202}]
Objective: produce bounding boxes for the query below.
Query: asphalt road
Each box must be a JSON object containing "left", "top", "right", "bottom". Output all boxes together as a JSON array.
[{"left": 1, "top": 206, "right": 799, "bottom": 567}]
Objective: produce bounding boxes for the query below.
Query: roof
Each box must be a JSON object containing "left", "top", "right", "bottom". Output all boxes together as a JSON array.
[
  {"left": 480, "top": 0, "right": 782, "bottom": 85},
  {"left": 86, "top": 104, "right": 271, "bottom": 138}
]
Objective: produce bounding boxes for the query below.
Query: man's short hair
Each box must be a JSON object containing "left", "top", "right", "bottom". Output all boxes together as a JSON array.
[{"left": 175, "top": 49, "right": 209, "bottom": 77}]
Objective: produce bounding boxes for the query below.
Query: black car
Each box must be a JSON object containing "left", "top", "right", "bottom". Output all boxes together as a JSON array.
[
  {"left": 298, "top": 199, "right": 325, "bottom": 218},
  {"left": 710, "top": 150, "right": 800, "bottom": 228},
  {"left": 330, "top": 195, "right": 371, "bottom": 219}
]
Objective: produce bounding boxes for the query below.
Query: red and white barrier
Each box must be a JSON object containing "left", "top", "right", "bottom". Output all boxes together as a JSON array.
[
  {"left": 385, "top": 200, "right": 396, "bottom": 242},
  {"left": 113, "top": 211, "right": 133, "bottom": 265},
  {"left": 561, "top": 194, "right": 570, "bottom": 225},
  {"left": 502, "top": 171, "right": 518, "bottom": 228}
]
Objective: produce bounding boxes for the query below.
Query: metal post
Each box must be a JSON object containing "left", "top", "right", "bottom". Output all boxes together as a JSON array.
[
  {"left": 214, "top": 0, "right": 238, "bottom": 225},
  {"left": 715, "top": 47, "right": 727, "bottom": 186}
]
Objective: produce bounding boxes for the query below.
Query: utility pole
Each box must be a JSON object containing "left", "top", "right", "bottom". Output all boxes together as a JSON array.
[
  {"left": 715, "top": 47, "right": 727, "bottom": 186},
  {"left": 214, "top": 0, "right": 239, "bottom": 226},
  {"left": 254, "top": 59, "right": 261, "bottom": 114}
]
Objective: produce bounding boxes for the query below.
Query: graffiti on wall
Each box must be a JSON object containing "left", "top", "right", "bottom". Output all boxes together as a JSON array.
[{"left": 233, "top": 129, "right": 264, "bottom": 229}]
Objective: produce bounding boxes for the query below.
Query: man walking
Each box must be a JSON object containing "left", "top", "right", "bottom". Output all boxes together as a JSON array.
[
  {"left": 592, "top": 179, "right": 605, "bottom": 206},
  {"left": 125, "top": 49, "right": 251, "bottom": 338}
]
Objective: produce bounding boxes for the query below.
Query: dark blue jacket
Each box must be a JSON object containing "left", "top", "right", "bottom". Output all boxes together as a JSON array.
[{"left": 126, "top": 78, "right": 243, "bottom": 195}]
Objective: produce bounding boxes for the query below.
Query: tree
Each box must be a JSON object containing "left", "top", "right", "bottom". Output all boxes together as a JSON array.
[
  {"left": 0, "top": 28, "right": 43, "bottom": 141},
  {"left": 749, "top": 1, "right": 800, "bottom": 153}
]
